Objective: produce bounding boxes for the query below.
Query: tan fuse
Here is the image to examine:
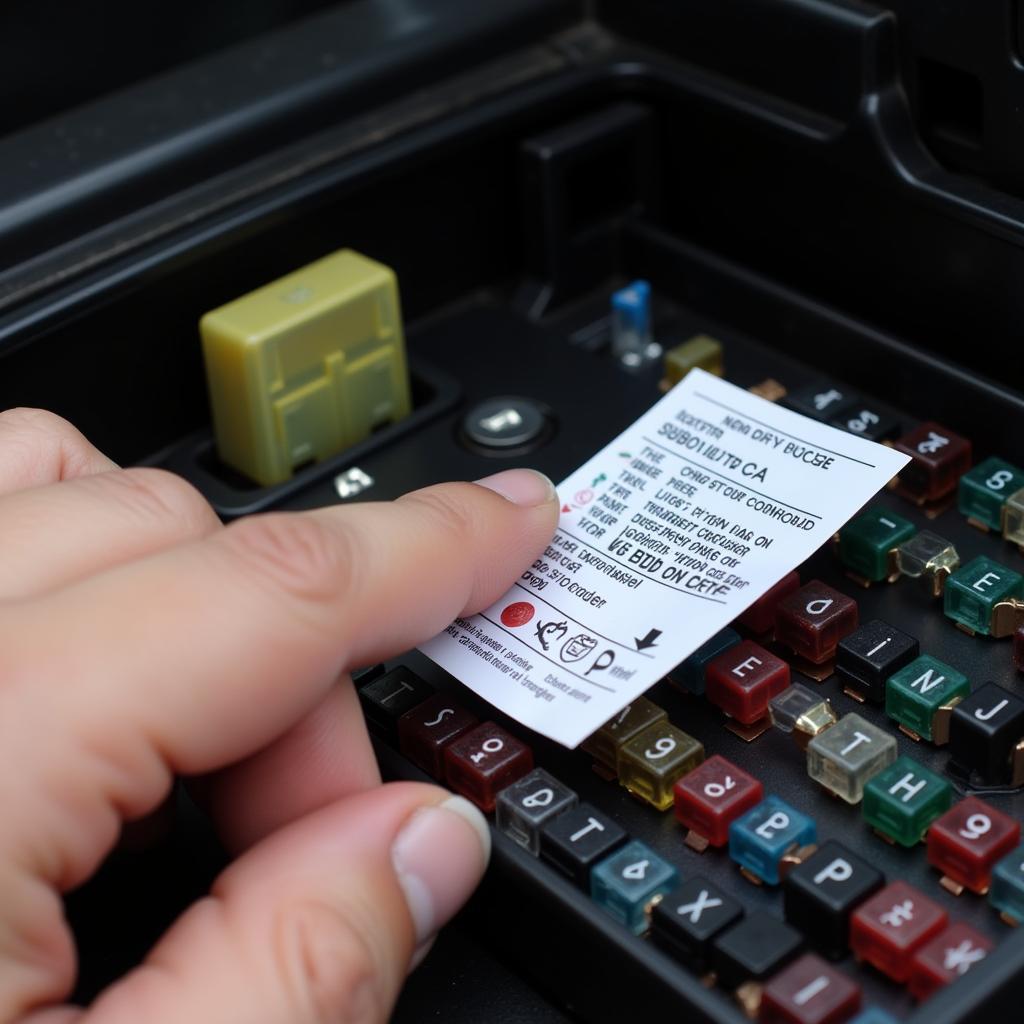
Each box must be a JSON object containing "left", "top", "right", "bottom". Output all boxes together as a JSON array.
[
  {"left": 200, "top": 249, "right": 412, "bottom": 486},
  {"left": 660, "top": 334, "right": 723, "bottom": 391}
]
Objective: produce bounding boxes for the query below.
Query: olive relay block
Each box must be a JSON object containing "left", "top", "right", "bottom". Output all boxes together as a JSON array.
[{"left": 200, "top": 248, "right": 412, "bottom": 486}]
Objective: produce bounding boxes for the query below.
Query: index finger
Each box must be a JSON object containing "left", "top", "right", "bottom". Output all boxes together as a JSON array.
[{"left": 0, "top": 469, "right": 558, "bottom": 892}]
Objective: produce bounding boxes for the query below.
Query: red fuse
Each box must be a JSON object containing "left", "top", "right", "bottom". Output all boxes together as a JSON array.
[
  {"left": 926, "top": 796, "right": 1020, "bottom": 895},
  {"left": 908, "top": 922, "right": 993, "bottom": 1002},
  {"left": 673, "top": 754, "right": 763, "bottom": 850},
  {"left": 398, "top": 693, "right": 478, "bottom": 779},
  {"left": 737, "top": 571, "right": 800, "bottom": 636},
  {"left": 775, "top": 581, "right": 858, "bottom": 667},
  {"left": 760, "top": 953, "right": 861, "bottom": 1024},
  {"left": 849, "top": 881, "right": 947, "bottom": 982},
  {"left": 444, "top": 722, "right": 533, "bottom": 812},
  {"left": 893, "top": 422, "right": 972, "bottom": 504},
  {"left": 705, "top": 640, "right": 790, "bottom": 725}
]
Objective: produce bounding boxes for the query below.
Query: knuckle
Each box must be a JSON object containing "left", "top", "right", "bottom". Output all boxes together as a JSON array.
[
  {"left": 271, "top": 899, "right": 385, "bottom": 1024},
  {"left": 114, "top": 468, "right": 219, "bottom": 535},
  {"left": 223, "top": 512, "right": 357, "bottom": 609}
]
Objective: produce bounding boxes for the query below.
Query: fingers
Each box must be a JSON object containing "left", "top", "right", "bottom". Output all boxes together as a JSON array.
[
  {"left": 0, "top": 470, "right": 555, "bottom": 972},
  {"left": 200, "top": 472, "right": 556, "bottom": 852},
  {"left": 0, "top": 409, "right": 116, "bottom": 494},
  {"left": 203, "top": 676, "right": 380, "bottom": 852},
  {"left": 0, "top": 468, "right": 221, "bottom": 600},
  {"left": 0, "top": 468, "right": 551, "bottom": 1015},
  {"left": 32, "top": 784, "right": 490, "bottom": 1024},
  {"left": 0, "top": 435, "right": 550, "bottom": 1023}
]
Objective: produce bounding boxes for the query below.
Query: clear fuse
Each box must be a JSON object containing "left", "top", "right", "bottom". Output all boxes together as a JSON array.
[
  {"left": 769, "top": 683, "right": 837, "bottom": 751},
  {"left": 1003, "top": 487, "right": 1024, "bottom": 553},
  {"left": 895, "top": 530, "right": 960, "bottom": 597},
  {"left": 807, "top": 713, "right": 897, "bottom": 804}
]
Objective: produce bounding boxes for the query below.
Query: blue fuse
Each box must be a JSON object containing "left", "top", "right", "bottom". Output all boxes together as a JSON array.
[
  {"left": 590, "top": 839, "right": 679, "bottom": 935},
  {"left": 611, "top": 280, "right": 659, "bottom": 368},
  {"left": 729, "top": 795, "right": 817, "bottom": 886},
  {"left": 989, "top": 842, "right": 1024, "bottom": 924},
  {"left": 670, "top": 627, "right": 741, "bottom": 696}
]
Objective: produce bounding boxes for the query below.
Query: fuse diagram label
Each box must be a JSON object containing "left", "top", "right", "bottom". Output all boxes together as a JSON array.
[{"left": 420, "top": 369, "right": 910, "bottom": 747}]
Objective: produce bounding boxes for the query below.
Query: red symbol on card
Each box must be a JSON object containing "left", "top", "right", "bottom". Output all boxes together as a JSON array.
[
  {"left": 561, "top": 504, "right": 572, "bottom": 513},
  {"left": 501, "top": 602, "right": 535, "bottom": 627},
  {"left": 574, "top": 488, "right": 593, "bottom": 505}
]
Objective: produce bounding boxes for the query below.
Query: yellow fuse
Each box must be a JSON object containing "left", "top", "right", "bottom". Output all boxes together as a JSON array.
[
  {"left": 618, "top": 721, "right": 704, "bottom": 811},
  {"left": 661, "top": 334, "right": 723, "bottom": 390},
  {"left": 579, "top": 696, "right": 667, "bottom": 778},
  {"left": 200, "top": 249, "right": 412, "bottom": 486}
]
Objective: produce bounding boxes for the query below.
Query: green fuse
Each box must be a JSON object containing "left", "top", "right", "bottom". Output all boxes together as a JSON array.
[
  {"left": 862, "top": 755, "right": 952, "bottom": 847},
  {"left": 943, "top": 556, "right": 1024, "bottom": 636},
  {"left": 885, "top": 655, "right": 969, "bottom": 744},
  {"left": 958, "top": 456, "right": 1024, "bottom": 532},
  {"left": 837, "top": 508, "right": 916, "bottom": 584}
]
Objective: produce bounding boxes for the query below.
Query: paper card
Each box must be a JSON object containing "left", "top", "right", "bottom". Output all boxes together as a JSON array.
[{"left": 420, "top": 369, "right": 910, "bottom": 748}]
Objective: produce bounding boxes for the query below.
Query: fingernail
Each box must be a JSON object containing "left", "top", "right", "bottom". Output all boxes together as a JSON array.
[
  {"left": 475, "top": 468, "right": 556, "bottom": 507},
  {"left": 391, "top": 795, "right": 491, "bottom": 945}
]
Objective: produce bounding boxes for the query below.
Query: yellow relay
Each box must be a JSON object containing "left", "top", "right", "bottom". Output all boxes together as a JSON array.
[{"left": 200, "top": 249, "right": 412, "bottom": 486}]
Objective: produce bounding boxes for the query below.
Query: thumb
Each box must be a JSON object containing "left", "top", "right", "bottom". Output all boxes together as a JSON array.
[{"left": 38, "top": 784, "right": 488, "bottom": 1024}]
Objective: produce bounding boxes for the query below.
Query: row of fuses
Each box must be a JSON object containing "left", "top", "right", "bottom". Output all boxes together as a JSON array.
[
  {"left": 582, "top": 681, "right": 1024, "bottom": 918},
  {"left": 836, "top": 505, "right": 1024, "bottom": 644},
  {"left": 728, "top": 370, "right": 1024, "bottom": 633},
  {"left": 356, "top": 664, "right": 1020, "bottom": 1020},
  {"left": 672, "top": 567, "right": 1024, "bottom": 787},
  {"left": 631, "top": 326, "right": 1001, "bottom": 527},
  {"left": 503, "top": 762, "right": 998, "bottom": 1017},
  {"left": 777, "top": 378, "right": 1014, "bottom": 533},
  {"left": 579, "top": 589, "right": 1024, "bottom": 899},
  {"left": 660, "top": 349, "right": 1023, "bottom": 543},
  {"left": 775, "top": 378, "right": 1024, "bottom": 585},
  {"left": 573, "top": 700, "right": 1023, "bottom": 1021}
]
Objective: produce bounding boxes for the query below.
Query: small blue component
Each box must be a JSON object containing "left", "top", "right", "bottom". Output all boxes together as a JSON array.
[
  {"left": 989, "top": 842, "right": 1024, "bottom": 923},
  {"left": 673, "top": 627, "right": 741, "bottom": 695},
  {"left": 729, "top": 795, "right": 816, "bottom": 886},
  {"left": 590, "top": 839, "right": 679, "bottom": 934},
  {"left": 847, "top": 1010, "right": 899, "bottom": 1024},
  {"left": 611, "top": 280, "right": 651, "bottom": 334},
  {"left": 611, "top": 280, "right": 655, "bottom": 367}
]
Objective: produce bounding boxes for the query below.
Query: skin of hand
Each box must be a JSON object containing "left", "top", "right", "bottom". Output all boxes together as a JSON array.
[{"left": 0, "top": 407, "right": 560, "bottom": 1024}]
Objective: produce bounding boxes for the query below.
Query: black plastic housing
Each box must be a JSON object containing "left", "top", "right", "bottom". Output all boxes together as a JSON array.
[{"left": 4, "top": 3, "right": 1024, "bottom": 1022}]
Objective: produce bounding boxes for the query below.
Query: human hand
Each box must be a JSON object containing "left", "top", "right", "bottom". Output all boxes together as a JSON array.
[{"left": 0, "top": 408, "right": 559, "bottom": 1024}]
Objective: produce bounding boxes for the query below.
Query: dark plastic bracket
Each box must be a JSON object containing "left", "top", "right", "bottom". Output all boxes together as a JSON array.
[
  {"left": 154, "top": 357, "right": 461, "bottom": 519},
  {"left": 516, "top": 100, "right": 659, "bottom": 317}
]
